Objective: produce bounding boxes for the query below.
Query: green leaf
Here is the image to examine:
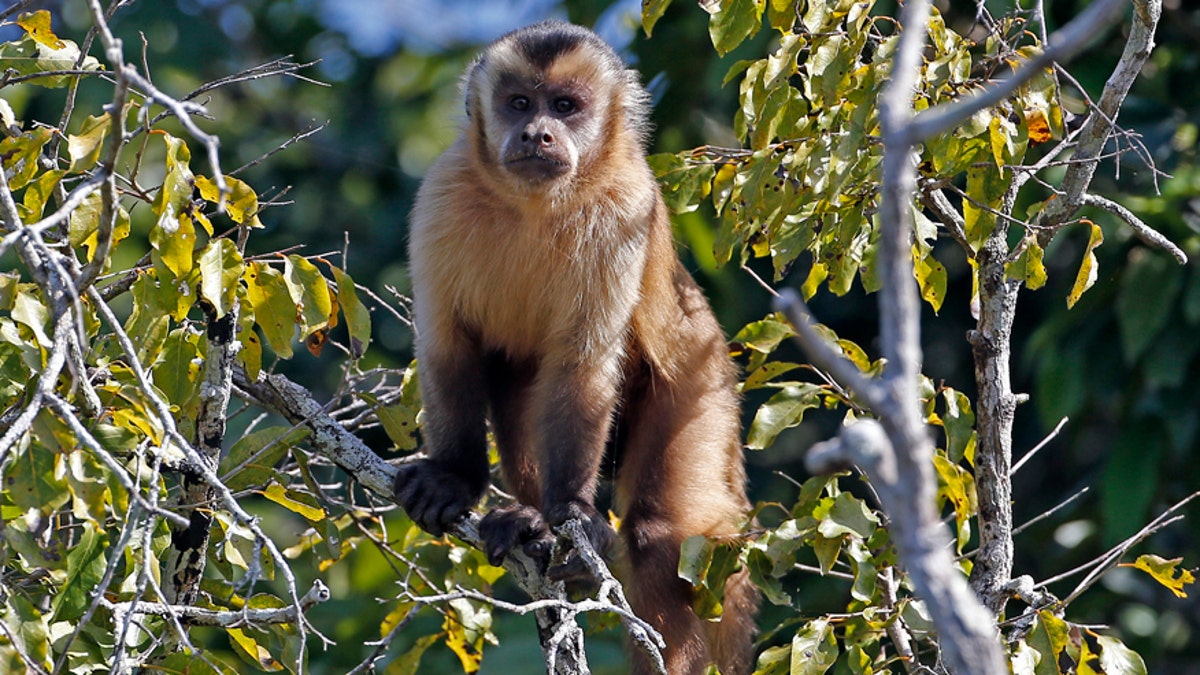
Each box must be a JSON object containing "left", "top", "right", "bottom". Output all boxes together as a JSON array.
[
  {"left": 283, "top": 254, "right": 333, "bottom": 339},
  {"left": 50, "top": 526, "right": 107, "bottom": 621},
  {"left": 22, "top": 167, "right": 64, "bottom": 221},
  {"left": 1005, "top": 237, "right": 1048, "bottom": 290},
  {"left": 378, "top": 403, "right": 419, "bottom": 450},
  {"left": 790, "top": 618, "right": 838, "bottom": 675},
  {"left": 245, "top": 262, "right": 295, "bottom": 358},
  {"left": 0, "top": 126, "right": 53, "bottom": 190},
  {"left": 69, "top": 189, "right": 131, "bottom": 263},
  {"left": 706, "top": 0, "right": 765, "bottom": 56},
  {"left": 6, "top": 442, "right": 69, "bottom": 514},
  {"left": 153, "top": 327, "right": 201, "bottom": 414},
  {"left": 1121, "top": 554, "right": 1195, "bottom": 598},
  {"left": 0, "top": 35, "right": 101, "bottom": 89},
  {"left": 816, "top": 491, "right": 879, "bottom": 540},
  {"left": 1026, "top": 610, "right": 1068, "bottom": 675},
  {"left": 1066, "top": 220, "right": 1103, "bottom": 309},
  {"left": 198, "top": 238, "right": 244, "bottom": 319},
  {"left": 150, "top": 132, "right": 197, "bottom": 278},
  {"left": 218, "top": 426, "right": 307, "bottom": 491},
  {"left": 933, "top": 454, "right": 976, "bottom": 552},
  {"left": 747, "top": 383, "right": 822, "bottom": 449},
  {"left": 329, "top": 264, "right": 371, "bottom": 359},
  {"left": 732, "top": 316, "right": 795, "bottom": 354},
  {"left": 12, "top": 288, "right": 51, "bottom": 348},
  {"left": 1095, "top": 635, "right": 1147, "bottom": 675},
  {"left": 938, "top": 387, "right": 976, "bottom": 464}
]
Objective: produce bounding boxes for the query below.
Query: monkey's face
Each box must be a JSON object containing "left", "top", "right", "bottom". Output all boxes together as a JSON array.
[{"left": 487, "top": 74, "right": 601, "bottom": 186}]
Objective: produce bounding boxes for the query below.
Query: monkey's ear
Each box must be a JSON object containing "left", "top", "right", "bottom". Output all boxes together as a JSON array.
[{"left": 462, "top": 57, "right": 487, "bottom": 119}]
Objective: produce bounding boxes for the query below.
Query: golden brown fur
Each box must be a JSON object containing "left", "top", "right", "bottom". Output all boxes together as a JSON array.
[{"left": 394, "top": 21, "right": 757, "bottom": 674}]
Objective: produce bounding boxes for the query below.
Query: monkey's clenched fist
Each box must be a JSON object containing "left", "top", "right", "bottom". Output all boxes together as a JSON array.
[{"left": 392, "top": 460, "right": 482, "bottom": 537}]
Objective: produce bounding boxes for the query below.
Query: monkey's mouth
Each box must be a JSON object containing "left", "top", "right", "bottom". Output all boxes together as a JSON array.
[{"left": 504, "top": 153, "right": 571, "bottom": 180}]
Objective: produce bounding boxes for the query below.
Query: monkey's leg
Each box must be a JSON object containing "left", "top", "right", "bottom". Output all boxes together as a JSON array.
[{"left": 616, "top": 375, "right": 757, "bottom": 675}]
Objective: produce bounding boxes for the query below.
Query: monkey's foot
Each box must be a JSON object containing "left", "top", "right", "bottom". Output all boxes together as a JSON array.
[
  {"left": 543, "top": 500, "right": 615, "bottom": 583},
  {"left": 393, "top": 459, "right": 482, "bottom": 536},
  {"left": 479, "top": 503, "right": 556, "bottom": 569}
]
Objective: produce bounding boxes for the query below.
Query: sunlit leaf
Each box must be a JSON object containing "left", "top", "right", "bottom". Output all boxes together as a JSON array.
[
  {"left": 67, "top": 112, "right": 110, "bottom": 173},
  {"left": 261, "top": 483, "right": 326, "bottom": 523},
  {"left": 197, "top": 238, "right": 243, "bottom": 320},
  {"left": 0, "top": 35, "right": 101, "bottom": 89},
  {"left": 747, "top": 383, "right": 822, "bottom": 449},
  {"left": 244, "top": 262, "right": 296, "bottom": 358},
  {"left": 791, "top": 618, "right": 837, "bottom": 675},
  {"left": 196, "top": 174, "right": 262, "bottom": 227},
  {"left": 1096, "top": 634, "right": 1147, "bottom": 675},
  {"left": 17, "top": 11, "right": 64, "bottom": 49},
  {"left": 283, "top": 254, "right": 333, "bottom": 339},
  {"left": 706, "top": 0, "right": 765, "bottom": 56},
  {"left": 1121, "top": 554, "right": 1195, "bottom": 598},
  {"left": 1066, "top": 220, "right": 1104, "bottom": 309},
  {"left": 228, "top": 627, "right": 283, "bottom": 671},
  {"left": 328, "top": 264, "right": 371, "bottom": 359}
]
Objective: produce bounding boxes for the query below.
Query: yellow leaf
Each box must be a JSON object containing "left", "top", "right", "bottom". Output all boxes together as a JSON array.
[
  {"left": 17, "top": 10, "right": 65, "bottom": 50},
  {"left": 196, "top": 174, "right": 262, "bottom": 226},
  {"left": 260, "top": 483, "right": 326, "bottom": 523},
  {"left": 1066, "top": 220, "right": 1103, "bottom": 309},
  {"left": 1120, "top": 554, "right": 1195, "bottom": 598},
  {"left": 227, "top": 627, "right": 283, "bottom": 671},
  {"left": 67, "top": 113, "right": 109, "bottom": 173}
]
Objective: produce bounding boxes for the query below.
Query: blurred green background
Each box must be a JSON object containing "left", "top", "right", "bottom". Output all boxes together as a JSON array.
[{"left": 5, "top": 0, "right": 1198, "bottom": 671}]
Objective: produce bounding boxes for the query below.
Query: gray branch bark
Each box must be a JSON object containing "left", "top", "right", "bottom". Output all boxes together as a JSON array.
[{"left": 232, "top": 368, "right": 627, "bottom": 675}]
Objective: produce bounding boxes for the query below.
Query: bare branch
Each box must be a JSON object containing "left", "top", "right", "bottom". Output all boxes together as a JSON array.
[
  {"left": 1038, "top": 0, "right": 1162, "bottom": 228},
  {"left": 106, "top": 580, "right": 330, "bottom": 627},
  {"left": 1082, "top": 192, "right": 1187, "bottom": 263},
  {"left": 1011, "top": 416, "right": 1068, "bottom": 475}
]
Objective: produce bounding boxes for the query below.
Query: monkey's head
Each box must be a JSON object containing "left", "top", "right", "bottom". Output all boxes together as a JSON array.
[{"left": 464, "top": 21, "right": 650, "bottom": 192}]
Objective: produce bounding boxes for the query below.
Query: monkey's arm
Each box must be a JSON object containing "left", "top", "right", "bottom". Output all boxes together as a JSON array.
[
  {"left": 535, "top": 349, "right": 622, "bottom": 554},
  {"left": 394, "top": 326, "right": 490, "bottom": 536}
]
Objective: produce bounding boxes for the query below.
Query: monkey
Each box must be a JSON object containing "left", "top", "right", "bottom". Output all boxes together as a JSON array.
[{"left": 392, "top": 20, "right": 758, "bottom": 675}]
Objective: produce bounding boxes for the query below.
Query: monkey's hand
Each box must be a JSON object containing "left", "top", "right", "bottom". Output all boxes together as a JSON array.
[
  {"left": 393, "top": 460, "right": 484, "bottom": 537},
  {"left": 478, "top": 504, "right": 556, "bottom": 569},
  {"left": 544, "top": 500, "right": 615, "bottom": 583}
]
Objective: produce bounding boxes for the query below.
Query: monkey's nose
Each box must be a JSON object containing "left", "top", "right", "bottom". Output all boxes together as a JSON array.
[{"left": 521, "top": 127, "right": 555, "bottom": 146}]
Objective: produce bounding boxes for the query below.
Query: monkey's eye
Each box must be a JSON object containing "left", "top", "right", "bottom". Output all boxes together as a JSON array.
[
  {"left": 508, "top": 95, "right": 531, "bottom": 112},
  {"left": 551, "top": 97, "right": 577, "bottom": 115}
]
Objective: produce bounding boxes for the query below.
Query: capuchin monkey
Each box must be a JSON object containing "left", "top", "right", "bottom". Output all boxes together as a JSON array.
[{"left": 393, "top": 20, "right": 758, "bottom": 675}]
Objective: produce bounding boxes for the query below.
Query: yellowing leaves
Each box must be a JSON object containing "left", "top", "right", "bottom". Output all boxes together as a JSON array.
[
  {"left": 1067, "top": 220, "right": 1104, "bottom": 309},
  {"left": 197, "top": 174, "right": 263, "bottom": 228},
  {"left": 17, "top": 11, "right": 65, "bottom": 49},
  {"left": 1121, "top": 554, "right": 1195, "bottom": 598}
]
